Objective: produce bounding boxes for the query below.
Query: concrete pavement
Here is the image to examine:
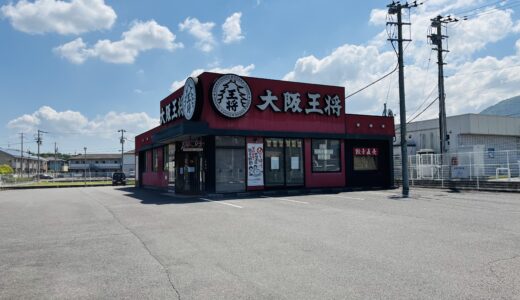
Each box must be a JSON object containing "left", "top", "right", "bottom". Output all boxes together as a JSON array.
[{"left": 0, "top": 187, "right": 519, "bottom": 299}]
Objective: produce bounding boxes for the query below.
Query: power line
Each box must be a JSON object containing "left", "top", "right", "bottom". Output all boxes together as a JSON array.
[
  {"left": 407, "top": 84, "right": 438, "bottom": 122},
  {"left": 451, "top": 0, "right": 508, "bottom": 16},
  {"left": 345, "top": 64, "right": 398, "bottom": 100},
  {"left": 462, "top": 0, "right": 520, "bottom": 19},
  {"left": 407, "top": 97, "right": 439, "bottom": 123}
]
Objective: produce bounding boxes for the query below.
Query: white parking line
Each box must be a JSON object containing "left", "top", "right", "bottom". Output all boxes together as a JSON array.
[
  {"left": 323, "top": 194, "right": 365, "bottom": 201},
  {"left": 199, "top": 198, "right": 243, "bottom": 208},
  {"left": 261, "top": 196, "right": 309, "bottom": 204}
]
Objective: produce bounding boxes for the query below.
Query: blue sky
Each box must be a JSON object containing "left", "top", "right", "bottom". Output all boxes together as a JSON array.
[{"left": 1, "top": 0, "right": 520, "bottom": 154}]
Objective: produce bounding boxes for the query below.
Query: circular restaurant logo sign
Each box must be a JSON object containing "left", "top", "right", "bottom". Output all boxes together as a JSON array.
[
  {"left": 211, "top": 74, "right": 252, "bottom": 118},
  {"left": 182, "top": 77, "right": 197, "bottom": 120}
]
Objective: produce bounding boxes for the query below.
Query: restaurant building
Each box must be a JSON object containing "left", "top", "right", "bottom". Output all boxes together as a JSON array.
[{"left": 135, "top": 72, "right": 395, "bottom": 194}]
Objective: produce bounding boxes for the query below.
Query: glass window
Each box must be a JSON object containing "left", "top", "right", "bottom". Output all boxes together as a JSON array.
[
  {"left": 216, "top": 136, "right": 245, "bottom": 147},
  {"left": 163, "top": 145, "right": 169, "bottom": 171},
  {"left": 285, "top": 139, "right": 304, "bottom": 186},
  {"left": 167, "top": 144, "right": 175, "bottom": 183},
  {"left": 152, "top": 148, "right": 158, "bottom": 172},
  {"left": 354, "top": 156, "right": 378, "bottom": 171},
  {"left": 265, "top": 138, "right": 285, "bottom": 186},
  {"left": 216, "top": 148, "right": 245, "bottom": 192},
  {"left": 215, "top": 136, "right": 245, "bottom": 192},
  {"left": 312, "top": 139, "right": 341, "bottom": 172}
]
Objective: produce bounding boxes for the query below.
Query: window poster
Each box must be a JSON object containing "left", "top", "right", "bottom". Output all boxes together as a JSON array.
[
  {"left": 271, "top": 157, "right": 279, "bottom": 170},
  {"left": 247, "top": 143, "right": 264, "bottom": 186},
  {"left": 291, "top": 156, "right": 300, "bottom": 170}
]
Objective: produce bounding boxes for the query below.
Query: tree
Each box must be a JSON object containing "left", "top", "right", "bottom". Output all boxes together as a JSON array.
[{"left": 0, "top": 164, "right": 14, "bottom": 175}]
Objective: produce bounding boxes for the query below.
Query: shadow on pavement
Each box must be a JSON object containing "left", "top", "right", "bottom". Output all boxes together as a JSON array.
[
  {"left": 117, "top": 186, "right": 399, "bottom": 205},
  {"left": 118, "top": 187, "right": 206, "bottom": 205}
]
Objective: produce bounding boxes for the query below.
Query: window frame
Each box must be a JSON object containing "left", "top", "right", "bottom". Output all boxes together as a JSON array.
[
  {"left": 353, "top": 155, "right": 379, "bottom": 171},
  {"left": 263, "top": 138, "right": 305, "bottom": 187},
  {"left": 311, "top": 139, "right": 342, "bottom": 173}
]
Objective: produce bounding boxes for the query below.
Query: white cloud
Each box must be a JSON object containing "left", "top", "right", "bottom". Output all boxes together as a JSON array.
[
  {"left": 514, "top": 20, "right": 520, "bottom": 33},
  {"left": 1, "top": 0, "right": 116, "bottom": 35},
  {"left": 369, "top": 9, "right": 387, "bottom": 26},
  {"left": 52, "top": 37, "right": 91, "bottom": 64},
  {"left": 54, "top": 20, "right": 183, "bottom": 64},
  {"left": 170, "top": 64, "right": 255, "bottom": 91},
  {"left": 179, "top": 17, "right": 216, "bottom": 52},
  {"left": 7, "top": 106, "right": 158, "bottom": 140},
  {"left": 222, "top": 12, "right": 244, "bottom": 43},
  {"left": 284, "top": 0, "right": 520, "bottom": 120}
]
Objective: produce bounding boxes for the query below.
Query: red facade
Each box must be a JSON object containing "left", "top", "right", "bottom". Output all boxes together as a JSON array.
[{"left": 135, "top": 72, "right": 395, "bottom": 193}]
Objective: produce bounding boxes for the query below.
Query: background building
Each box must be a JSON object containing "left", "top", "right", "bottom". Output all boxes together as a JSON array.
[
  {"left": 395, "top": 114, "right": 520, "bottom": 155},
  {"left": 394, "top": 114, "right": 520, "bottom": 179},
  {"left": 123, "top": 150, "right": 136, "bottom": 177},
  {"left": 47, "top": 158, "right": 68, "bottom": 174},
  {"left": 68, "top": 154, "right": 122, "bottom": 177},
  {"left": 0, "top": 148, "right": 47, "bottom": 175}
]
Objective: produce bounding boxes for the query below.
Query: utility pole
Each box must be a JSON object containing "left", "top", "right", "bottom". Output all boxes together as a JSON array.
[
  {"left": 19, "top": 133, "right": 24, "bottom": 178},
  {"left": 84, "top": 147, "right": 87, "bottom": 186},
  {"left": 428, "top": 15, "right": 458, "bottom": 156},
  {"left": 54, "top": 142, "right": 58, "bottom": 178},
  {"left": 387, "top": 1, "right": 419, "bottom": 197},
  {"left": 35, "top": 130, "right": 47, "bottom": 181},
  {"left": 118, "top": 129, "right": 126, "bottom": 173}
]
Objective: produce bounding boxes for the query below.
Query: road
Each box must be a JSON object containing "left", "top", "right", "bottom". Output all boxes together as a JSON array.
[{"left": 0, "top": 187, "right": 519, "bottom": 299}]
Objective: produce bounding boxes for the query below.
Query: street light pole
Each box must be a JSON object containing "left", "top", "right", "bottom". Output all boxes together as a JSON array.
[{"left": 118, "top": 129, "right": 126, "bottom": 173}]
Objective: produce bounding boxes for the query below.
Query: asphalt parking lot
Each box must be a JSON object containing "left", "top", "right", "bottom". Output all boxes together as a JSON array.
[{"left": 0, "top": 187, "right": 519, "bottom": 299}]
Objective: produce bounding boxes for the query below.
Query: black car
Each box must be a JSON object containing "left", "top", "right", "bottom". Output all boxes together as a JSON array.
[
  {"left": 33, "top": 174, "right": 53, "bottom": 180},
  {"left": 112, "top": 172, "right": 127, "bottom": 186}
]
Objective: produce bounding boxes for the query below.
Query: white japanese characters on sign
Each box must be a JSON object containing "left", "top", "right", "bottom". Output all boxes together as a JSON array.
[
  {"left": 353, "top": 148, "right": 379, "bottom": 156},
  {"left": 162, "top": 74, "right": 344, "bottom": 126},
  {"left": 182, "top": 77, "right": 197, "bottom": 120},
  {"left": 212, "top": 74, "right": 252, "bottom": 118},
  {"left": 160, "top": 96, "right": 184, "bottom": 125},
  {"left": 257, "top": 90, "right": 342, "bottom": 117}
]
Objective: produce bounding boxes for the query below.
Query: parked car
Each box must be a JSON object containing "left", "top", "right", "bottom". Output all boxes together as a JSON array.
[{"left": 112, "top": 172, "right": 127, "bottom": 186}]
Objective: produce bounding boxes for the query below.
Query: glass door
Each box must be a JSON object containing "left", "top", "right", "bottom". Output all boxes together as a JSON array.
[
  {"left": 176, "top": 151, "right": 202, "bottom": 194},
  {"left": 285, "top": 139, "right": 304, "bottom": 186},
  {"left": 265, "top": 138, "right": 285, "bottom": 187}
]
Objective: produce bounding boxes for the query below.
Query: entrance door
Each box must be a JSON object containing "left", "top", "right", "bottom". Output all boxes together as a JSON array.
[{"left": 176, "top": 151, "right": 204, "bottom": 194}]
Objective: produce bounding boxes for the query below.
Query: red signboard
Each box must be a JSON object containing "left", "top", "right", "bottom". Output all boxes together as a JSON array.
[{"left": 354, "top": 148, "right": 379, "bottom": 156}]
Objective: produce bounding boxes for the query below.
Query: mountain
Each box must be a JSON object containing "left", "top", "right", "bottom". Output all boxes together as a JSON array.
[{"left": 480, "top": 95, "right": 520, "bottom": 117}]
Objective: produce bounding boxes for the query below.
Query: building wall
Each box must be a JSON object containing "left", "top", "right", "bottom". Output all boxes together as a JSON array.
[
  {"left": 135, "top": 72, "right": 395, "bottom": 191},
  {"left": 142, "top": 147, "right": 168, "bottom": 187},
  {"left": 396, "top": 114, "right": 520, "bottom": 154}
]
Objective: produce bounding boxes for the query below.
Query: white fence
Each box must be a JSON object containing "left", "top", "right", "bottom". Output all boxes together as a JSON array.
[
  {"left": 394, "top": 149, "right": 520, "bottom": 182},
  {"left": 0, "top": 171, "right": 118, "bottom": 187}
]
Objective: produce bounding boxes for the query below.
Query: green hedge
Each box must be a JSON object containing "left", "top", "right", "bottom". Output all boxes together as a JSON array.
[{"left": 0, "top": 165, "right": 14, "bottom": 175}]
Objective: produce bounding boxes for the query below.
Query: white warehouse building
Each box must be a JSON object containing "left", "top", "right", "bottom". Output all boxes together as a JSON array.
[{"left": 394, "top": 114, "right": 520, "bottom": 179}]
